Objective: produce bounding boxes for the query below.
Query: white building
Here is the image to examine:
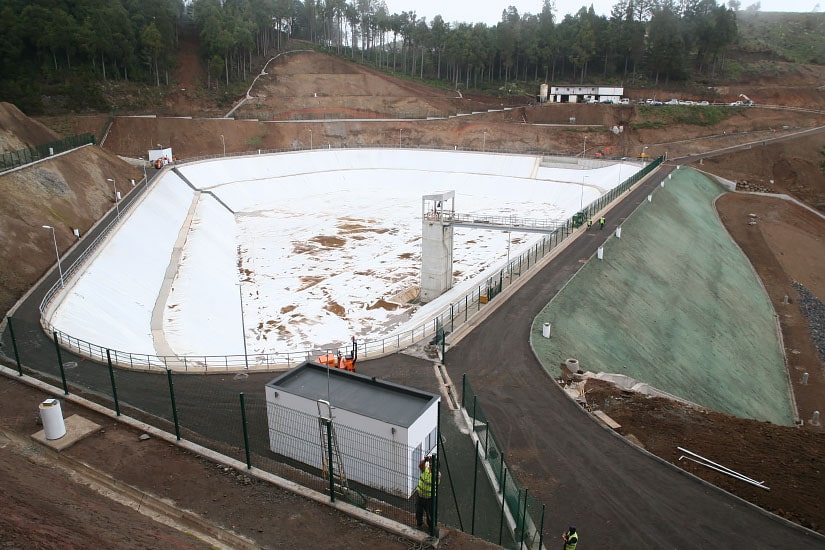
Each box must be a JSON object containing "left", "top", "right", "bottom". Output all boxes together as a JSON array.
[
  {"left": 548, "top": 86, "right": 624, "bottom": 104},
  {"left": 265, "top": 362, "right": 440, "bottom": 497}
]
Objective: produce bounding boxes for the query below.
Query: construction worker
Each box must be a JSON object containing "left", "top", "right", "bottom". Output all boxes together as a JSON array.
[
  {"left": 562, "top": 526, "right": 578, "bottom": 549},
  {"left": 415, "top": 455, "right": 440, "bottom": 531},
  {"left": 586, "top": 218, "right": 593, "bottom": 229},
  {"left": 599, "top": 216, "right": 605, "bottom": 230}
]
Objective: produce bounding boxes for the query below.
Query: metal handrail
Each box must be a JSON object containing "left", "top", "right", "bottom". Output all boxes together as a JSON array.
[{"left": 38, "top": 150, "right": 662, "bottom": 372}]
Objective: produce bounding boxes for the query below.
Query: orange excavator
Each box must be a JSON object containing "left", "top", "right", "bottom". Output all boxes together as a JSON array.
[{"left": 317, "top": 337, "right": 358, "bottom": 372}]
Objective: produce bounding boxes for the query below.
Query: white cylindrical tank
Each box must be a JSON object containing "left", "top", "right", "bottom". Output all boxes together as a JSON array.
[
  {"left": 539, "top": 83, "right": 549, "bottom": 102},
  {"left": 39, "top": 398, "right": 66, "bottom": 440},
  {"left": 542, "top": 322, "right": 551, "bottom": 338}
]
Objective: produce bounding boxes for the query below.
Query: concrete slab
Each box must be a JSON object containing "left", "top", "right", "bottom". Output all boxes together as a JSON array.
[{"left": 31, "top": 414, "right": 101, "bottom": 451}]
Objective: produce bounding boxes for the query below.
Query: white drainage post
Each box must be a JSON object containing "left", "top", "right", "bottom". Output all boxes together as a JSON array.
[{"left": 39, "top": 399, "right": 66, "bottom": 440}]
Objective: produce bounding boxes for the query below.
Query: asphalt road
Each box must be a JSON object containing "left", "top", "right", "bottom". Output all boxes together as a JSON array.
[
  {"left": 6, "top": 158, "right": 825, "bottom": 548},
  {"left": 439, "top": 164, "right": 825, "bottom": 548}
]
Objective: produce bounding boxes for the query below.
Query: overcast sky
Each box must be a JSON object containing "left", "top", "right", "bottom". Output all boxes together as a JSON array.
[{"left": 381, "top": 0, "right": 821, "bottom": 26}]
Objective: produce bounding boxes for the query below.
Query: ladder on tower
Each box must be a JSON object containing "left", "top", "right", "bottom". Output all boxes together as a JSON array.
[{"left": 317, "top": 399, "right": 349, "bottom": 498}]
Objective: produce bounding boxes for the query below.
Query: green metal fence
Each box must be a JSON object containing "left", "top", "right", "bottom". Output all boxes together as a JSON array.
[
  {"left": 1, "top": 133, "right": 96, "bottom": 171},
  {"left": 461, "top": 373, "right": 549, "bottom": 549},
  {"left": 1, "top": 314, "right": 525, "bottom": 544}
]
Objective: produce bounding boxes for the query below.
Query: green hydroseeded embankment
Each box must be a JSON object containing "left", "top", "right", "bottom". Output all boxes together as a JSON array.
[{"left": 531, "top": 167, "right": 794, "bottom": 426}]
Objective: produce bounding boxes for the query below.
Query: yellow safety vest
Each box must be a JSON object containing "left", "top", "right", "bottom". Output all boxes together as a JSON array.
[
  {"left": 417, "top": 466, "right": 434, "bottom": 498},
  {"left": 564, "top": 531, "right": 578, "bottom": 550}
]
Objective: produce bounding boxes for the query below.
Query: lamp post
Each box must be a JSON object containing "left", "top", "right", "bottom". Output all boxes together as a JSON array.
[
  {"left": 107, "top": 178, "right": 119, "bottom": 218},
  {"left": 220, "top": 134, "right": 226, "bottom": 156},
  {"left": 580, "top": 174, "right": 588, "bottom": 212},
  {"left": 238, "top": 283, "right": 249, "bottom": 370},
  {"left": 483, "top": 129, "right": 487, "bottom": 152},
  {"left": 42, "top": 225, "right": 64, "bottom": 288},
  {"left": 583, "top": 135, "right": 587, "bottom": 157},
  {"left": 308, "top": 128, "right": 312, "bottom": 149},
  {"left": 398, "top": 128, "right": 402, "bottom": 148},
  {"left": 506, "top": 230, "right": 511, "bottom": 275}
]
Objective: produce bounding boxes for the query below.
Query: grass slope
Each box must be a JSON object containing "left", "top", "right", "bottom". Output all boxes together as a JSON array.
[{"left": 531, "top": 168, "right": 794, "bottom": 426}]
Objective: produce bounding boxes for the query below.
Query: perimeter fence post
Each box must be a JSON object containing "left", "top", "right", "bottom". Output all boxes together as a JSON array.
[
  {"left": 240, "top": 392, "right": 251, "bottom": 469},
  {"left": 166, "top": 369, "right": 181, "bottom": 441},
  {"left": 498, "top": 467, "right": 508, "bottom": 545},
  {"left": 6, "top": 316, "right": 22, "bottom": 375},
  {"left": 471, "top": 439, "right": 479, "bottom": 535},
  {"left": 461, "top": 373, "right": 466, "bottom": 409},
  {"left": 53, "top": 331, "right": 68, "bottom": 395},
  {"left": 106, "top": 349, "right": 120, "bottom": 416},
  {"left": 538, "top": 503, "right": 546, "bottom": 550},
  {"left": 431, "top": 401, "right": 441, "bottom": 538},
  {"left": 519, "top": 488, "right": 529, "bottom": 549}
]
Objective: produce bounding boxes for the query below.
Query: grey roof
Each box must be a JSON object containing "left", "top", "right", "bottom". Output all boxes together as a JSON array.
[{"left": 267, "top": 362, "right": 439, "bottom": 428}]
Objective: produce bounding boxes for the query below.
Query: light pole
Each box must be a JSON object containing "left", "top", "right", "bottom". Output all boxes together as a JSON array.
[
  {"left": 483, "top": 129, "right": 487, "bottom": 152},
  {"left": 583, "top": 135, "right": 587, "bottom": 157},
  {"left": 580, "top": 174, "right": 588, "bottom": 212},
  {"left": 238, "top": 283, "right": 249, "bottom": 370},
  {"left": 107, "top": 178, "right": 119, "bottom": 218},
  {"left": 42, "top": 225, "right": 64, "bottom": 288},
  {"left": 506, "top": 230, "right": 511, "bottom": 275},
  {"left": 220, "top": 134, "right": 225, "bottom": 156},
  {"left": 398, "top": 128, "right": 402, "bottom": 148},
  {"left": 308, "top": 128, "right": 312, "bottom": 149}
]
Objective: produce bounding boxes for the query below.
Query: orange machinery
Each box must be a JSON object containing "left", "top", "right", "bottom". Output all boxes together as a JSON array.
[{"left": 317, "top": 337, "right": 358, "bottom": 372}]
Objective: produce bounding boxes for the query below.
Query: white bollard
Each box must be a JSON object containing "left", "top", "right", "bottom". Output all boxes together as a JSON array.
[
  {"left": 615, "top": 226, "right": 622, "bottom": 239},
  {"left": 668, "top": 174, "right": 672, "bottom": 180},
  {"left": 73, "top": 228, "right": 80, "bottom": 238},
  {"left": 812, "top": 411, "right": 821, "bottom": 426},
  {"left": 802, "top": 372, "right": 809, "bottom": 385},
  {"left": 542, "top": 322, "right": 551, "bottom": 338},
  {"left": 39, "top": 399, "right": 66, "bottom": 440},
  {"left": 647, "top": 194, "right": 652, "bottom": 202},
  {"left": 597, "top": 246, "right": 604, "bottom": 260}
]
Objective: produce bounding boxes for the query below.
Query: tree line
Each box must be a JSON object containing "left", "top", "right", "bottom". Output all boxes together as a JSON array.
[{"left": 1, "top": 0, "right": 738, "bottom": 113}]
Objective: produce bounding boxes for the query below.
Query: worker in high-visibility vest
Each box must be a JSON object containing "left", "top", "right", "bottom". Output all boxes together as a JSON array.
[
  {"left": 562, "top": 526, "right": 579, "bottom": 549},
  {"left": 415, "top": 455, "right": 440, "bottom": 531},
  {"left": 599, "top": 216, "right": 605, "bottom": 230}
]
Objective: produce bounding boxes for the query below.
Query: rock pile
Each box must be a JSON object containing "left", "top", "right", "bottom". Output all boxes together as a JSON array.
[
  {"left": 794, "top": 282, "right": 825, "bottom": 363},
  {"left": 736, "top": 180, "right": 773, "bottom": 193}
]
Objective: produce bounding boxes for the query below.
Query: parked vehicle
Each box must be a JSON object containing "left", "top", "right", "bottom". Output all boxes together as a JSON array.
[
  {"left": 698, "top": 101, "right": 710, "bottom": 106},
  {"left": 666, "top": 98, "right": 680, "bottom": 105}
]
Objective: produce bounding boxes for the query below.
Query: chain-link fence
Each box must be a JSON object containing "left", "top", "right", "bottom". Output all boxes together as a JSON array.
[{"left": 1, "top": 133, "right": 96, "bottom": 172}]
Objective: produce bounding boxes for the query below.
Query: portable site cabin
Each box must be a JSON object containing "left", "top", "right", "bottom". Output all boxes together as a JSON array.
[{"left": 265, "top": 362, "right": 440, "bottom": 497}]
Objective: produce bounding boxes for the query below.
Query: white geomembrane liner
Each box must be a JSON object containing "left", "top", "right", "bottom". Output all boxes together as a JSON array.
[{"left": 48, "top": 149, "right": 643, "bottom": 357}]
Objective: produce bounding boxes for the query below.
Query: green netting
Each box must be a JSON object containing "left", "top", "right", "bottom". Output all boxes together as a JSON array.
[{"left": 531, "top": 167, "right": 794, "bottom": 425}]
